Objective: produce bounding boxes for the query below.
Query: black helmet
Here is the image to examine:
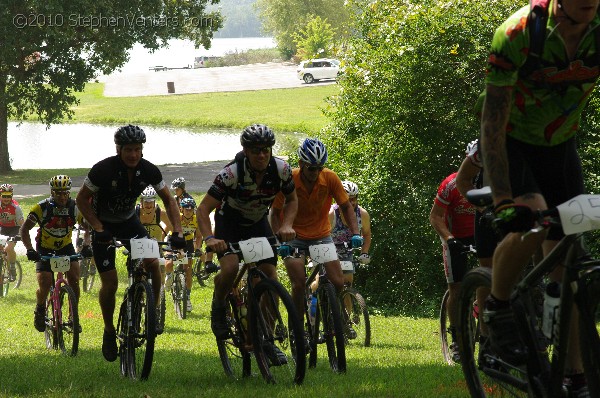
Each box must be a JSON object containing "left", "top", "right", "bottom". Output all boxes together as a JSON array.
[
  {"left": 114, "top": 125, "right": 146, "bottom": 146},
  {"left": 240, "top": 124, "right": 275, "bottom": 147}
]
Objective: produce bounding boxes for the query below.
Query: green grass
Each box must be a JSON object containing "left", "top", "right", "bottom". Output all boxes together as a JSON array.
[
  {"left": 0, "top": 169, "right": 90, "bottom": 185},
  {"left": 70, "top": 83, "right": 338, "bottom": 134},
  {"left": 1, "top": 197, "right": 470, "bottom": 397}
]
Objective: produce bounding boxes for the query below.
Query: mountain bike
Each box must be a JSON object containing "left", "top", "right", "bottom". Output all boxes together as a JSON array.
[
  {"left": 294, "top": 241, "right": 347, "bottom": 373},
  {"left": 74, "top": 224, "right": 96, "bottom": 292},
  {"left": 439, "top": 243, "right": 477, "bottom": 366},
  {"left": 114, "top": 237, "right": 167, "bottom": 381},
  {"left": 458, "top": 188, "right": 600, "bottom": 397},
  {"left": 337, "top": 243, "right": 371, "bottom": 348},
  {"left": 215, "top": 236, "right": 306, "bottom": 385},
  {"left": 164, "top": 250, "right": 193, "bottom": 320},
  {"left": 41, "top": 254, "right": 82, "bottom": 357},
  {"left": 0, "top": 235, "right": 22, "bottom": 296}
]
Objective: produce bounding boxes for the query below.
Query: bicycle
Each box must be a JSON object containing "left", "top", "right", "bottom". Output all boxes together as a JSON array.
[
  {"left": 0, "top": 235, "right": 22, "bottom": 296},
  {"left": 457, "top": 188, "right": 600, "bottom": 397},
  {"left": 291, "top": 241, "right": 346, "bottom": 373},
  {"left": 194, "top": 255, "right": 219, "bottom": 287},
  {"left": 336, "top": 243, "right": 371, "bottom": 348},
  {"left": 114, "top": 237, "right": 167, "bottom": 381},
  {"left": 164, "top": 250, "right": 194, "bottom": 320},
  {"left": 215, "top": 236, "right": 306, "bottom": 385},
  {"left": 74, "top": 224, "right": 96, "bottom": 293},
  {"left": 439, "top": 243, "right": 477, "bottom": 366},
  {"left": 41, "top": 253, "right": 82, "bottom": 357}
]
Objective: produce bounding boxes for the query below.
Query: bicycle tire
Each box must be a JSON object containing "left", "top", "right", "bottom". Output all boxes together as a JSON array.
[
  {"left": 57, "top": 284, "right": 80, "bottom": 356},
  {"left": 194, "top": 258, "right": 208, "bottom": 287},
  {"left": 81, "top": 258, "right": 96, "bottom": 292},
  {"left": 127, "top": 281, "right": 156, "bottom": 380},
  {"left": 1, "top": 259, "right": 9, "bottom": 297},
  {"left": 44, "top": 293, "right": 57, "bottom": 350},
  {"left": 173, "top": 272, "right": 187, "bottom": 319},
  {"left": 250, "top": 278, "right": 306, "bottom": 385},
  {"left": 314, "top": 282, "right": 346, "bottom": 373},
  {"left": 116, "top": 299, "right": 128, "bottom": 378},
  {"left": 578, "top": 267, "right": 600, "bottom": 396},
  {"left": 458, "top": 267, "right": 528, "bottom": 397},
  {"left": 217, "top": 295, "right": 252, "bottom": 379},
  {"left": 439, "top": 289, "right": 454, "bottom": 365},
  {"left": 158, "top": 285, "right": 166, "bottom": 332},
  {"left": 11, "top": 261, "right": 22, "bottom": 289},
  {"left": 341, "top": 287, "right": 371, "bottom": 348}
]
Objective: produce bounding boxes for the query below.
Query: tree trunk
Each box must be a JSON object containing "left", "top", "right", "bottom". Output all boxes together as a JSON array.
[{"left": 0, "top": 79, "right": 11, "bottom": 172}]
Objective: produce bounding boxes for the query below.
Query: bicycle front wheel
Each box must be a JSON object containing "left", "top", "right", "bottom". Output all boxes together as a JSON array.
[
  {"left": 173, "top": 272, "right": 187, "bottom": 320},
  {"left": 340, "top": 287, "right": 371, "bottom": 348},
  {"left": 217, "top": 295, "right": 252, "bottom": 379},
  {"left": 250, "top": 278, "right": 306, "bottom": 385},
  {"left": 44, "top": 294, "right": 57, "bottom": 350},
  {"left": 116, "top": 299, "right": 128, "bottom": 377},
  {"left": 81, "top": 258, "right": 96, "bottom": 292},
  {"left": 57, "top": 284, "right": 80, "bottom": 356},
  {"left": 1, "top": 260, "right": 9, "bottom": 297},
  {"left": 314, "top": 282, "right": 346, "bottom": 373},
  {"left": 127, "top": 281, "right": 156, "bottom": 380},
  {"left": 439, "top": 289, "right": 454, "bottom": 365},
  {"left": 458, "top": 267, "right": 527, "bottom": 397}
]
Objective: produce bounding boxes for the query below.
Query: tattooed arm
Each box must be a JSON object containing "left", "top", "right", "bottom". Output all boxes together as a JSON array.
[{"left": 480, "top": 83, "right": 513, "bottom": 207}]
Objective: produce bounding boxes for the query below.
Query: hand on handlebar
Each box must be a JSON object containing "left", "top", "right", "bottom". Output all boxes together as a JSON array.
[
  {"left": 351, "top": 234, "right": 364, "bottom": 249},
  {"left": 26, "top": 249, "right": 40, "bottom": 262},
  {"left": 493, "top": 199, "right": 535, "bottom": 234},
  {"left": 278, "top": 244, "right": 292, "bottom": 258},
  {"left": 358, "top": 253, "right": 370, "bottom": 265},
  {"left": 168, "top": 232, "right": 186, "bottom": 250}
]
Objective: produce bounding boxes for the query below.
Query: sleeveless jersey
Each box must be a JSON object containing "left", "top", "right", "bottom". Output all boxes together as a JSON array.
[
  {"left": 330, "top": 204, "right": 362, "bottom": 245},
  {"left": 0, "top": 199, "right": 24, "bottom": 227}
]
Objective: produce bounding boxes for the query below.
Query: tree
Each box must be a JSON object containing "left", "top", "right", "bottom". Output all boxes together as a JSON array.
[
  {"left": 0, "top": 0, "right": 222, "bottom": 171},
  {"left": 293, "top": 15, "right": 335, "bottom": 59},
  {"left": 320, "top": 0, "right": 522, "bottom": 313},
  {"left": 256, "top": 0, "right": 349, "bottom": 59}
]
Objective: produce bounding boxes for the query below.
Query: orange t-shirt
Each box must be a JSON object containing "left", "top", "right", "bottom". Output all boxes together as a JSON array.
[{"left": 272, "top": 168, "right": 349, "bottom": 239}]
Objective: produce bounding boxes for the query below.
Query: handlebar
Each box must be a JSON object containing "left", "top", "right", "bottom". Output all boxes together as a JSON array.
[{"left": 40, "top": 254, "right": 82, "bottom": 261}]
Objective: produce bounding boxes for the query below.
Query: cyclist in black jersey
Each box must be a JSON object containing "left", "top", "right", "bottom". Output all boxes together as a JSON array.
[
  {"left": 76, "top": 124, "right": 186, "bottom": 363},
  {"left": 197, "top": 124, "right": 298, "bottom": 361}
]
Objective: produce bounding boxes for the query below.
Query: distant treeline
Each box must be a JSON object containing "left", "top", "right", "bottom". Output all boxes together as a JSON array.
[{"left": 210, "top": 0, "right": 267, "bottom": 38}]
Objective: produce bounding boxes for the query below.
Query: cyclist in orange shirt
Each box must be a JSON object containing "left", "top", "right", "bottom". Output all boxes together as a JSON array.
[{"left": 270, "top": 138, "right": 363, "bottom": 318}]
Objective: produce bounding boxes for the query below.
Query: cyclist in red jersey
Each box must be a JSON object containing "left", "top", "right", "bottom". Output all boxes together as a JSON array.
[{"left": 0, "top": 184, "right": 24, "bottom": 281}]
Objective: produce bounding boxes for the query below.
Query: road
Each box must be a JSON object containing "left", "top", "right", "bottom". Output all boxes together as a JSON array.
[{"left": 99, "top": 62, "right": 335, "bottom": 97}]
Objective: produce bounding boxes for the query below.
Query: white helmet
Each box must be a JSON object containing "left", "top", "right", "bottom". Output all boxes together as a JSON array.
[
  {"left": 141, "top": 186, "right": 156, "bottom": 201},
  {"left": 342, "top": 181, "right": 359, "bottom": 196}
]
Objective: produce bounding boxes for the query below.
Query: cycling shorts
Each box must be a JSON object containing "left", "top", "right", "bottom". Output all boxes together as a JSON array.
[
  {"left": 213, "top": 211, "right": 277, "bottom": 266},
  {"left": 35, "top": 244, "right": 77, "bottom": 273},
  {"left": 92, "top": 216, "right": 149, "bottom": 274},
  {"left": 474, "top": 208, "right": 499, "bottom": 259},
  {"left": 506, "top": 136, "right": 584, "bottom": 240},
  {"left": 443, "top": 236, "right": 474, "bottom": 284},
  {"left": 0, "top": 226, "right": 20, "bottom": 238}
]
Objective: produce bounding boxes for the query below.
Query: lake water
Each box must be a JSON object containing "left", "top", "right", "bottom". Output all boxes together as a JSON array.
[{"left": 112, "top": 37, "right": 276, "bottom": 74}]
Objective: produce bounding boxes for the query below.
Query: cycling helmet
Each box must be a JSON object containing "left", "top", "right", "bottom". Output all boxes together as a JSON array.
[
  {"left": 298, "top": 138, "right": 328, "bottom": 166},
  {"left": 240, "top": 124, "right": 276, "bottom": 147},
  {"left": 141, "top": 186, "right": 157, "bottom": 201},
  {"left": 171, "top": 177, "right": 186, "bottom": 190},
  {"left": 114, "top": 124, "right": 146, "bottom": 146},
  {"left": 465, "top": 139, "right": 478, "bottom": 156},
  {"left": 342, "top": 181, "right": 359, "bottom": 197},
  {"left": 49, "top": 175, "right": 72, "bottom": 191},
  {"left": 0, "top": 184, "right": 13, "bottom": 193},
  {"left": 180, "top": 197, "right": 196, "bottom": 209}
]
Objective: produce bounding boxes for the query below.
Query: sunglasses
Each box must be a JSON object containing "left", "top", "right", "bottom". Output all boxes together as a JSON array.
[
  {"left": 52, "top": 190, "right": 70, "bottom": 197},
  {"left": 306, "top": 165, "right": 324, "bottom": 172},
  {"left": 248, "top": 146, "right": 271, "bottom": 155},
  {"left": 1, "top": 194, "right": 12, "bottom": 198}
]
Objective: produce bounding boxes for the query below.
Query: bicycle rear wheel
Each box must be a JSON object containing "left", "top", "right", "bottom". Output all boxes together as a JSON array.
[
  {"left": 44, "top": 294, "right": 58, "bottom": 350},
  {"left": 458, "top": 267, "right": 528, "bottom": 397},
  {"left": 314, "top": 282, "right": 346, "bottom": 373},
  {"left": 116, "top": 299, "right": 128, "bottom": 377},
  {"left": 217, "top": 295, "right": 252, "bottom": 379},
  {"left": 127, "top": 281, "right": 156, "bottom": 380},
  {"left": 173, "top": 272, "right": 187, "bottom": 319},
  {"left": 250, "top": 278, "right": 306, "bottom": 385},
  {"left": 340, "top": 287, "right": 371, "bottom": 348},
  {"left": 578, "top": 266, "right": 600, "bottom": 396},
  {"left": 439, "top": 289, "right": 454, "bottom": 365},
  {"left": 57, "top": 284, "right": 80, "bottom": 356},
  {"left": 81, "top": 258, "right": 96, "bottom": 292}
]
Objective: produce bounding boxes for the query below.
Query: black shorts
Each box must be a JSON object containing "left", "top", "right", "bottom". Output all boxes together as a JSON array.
[
  {"left": 506, "top": 136, "right": 584, "bottom": 240},
  {"left": 443, "top": 236, "right": 474, "bottom": 284},
  {"left": 35, "top": 244, "right": 77, "bottom": 273},
  {"left": 474, "top": 208, "right": 499, "bottom": 259},
  {"left": 92, "top": 216, "right": 149, "bottom": 274},
  {"left": 0, "top": 226, "right": 20, "bottom": 237},
  {"left": 214, "top": 212, "right": 277, "bottom": 265}
]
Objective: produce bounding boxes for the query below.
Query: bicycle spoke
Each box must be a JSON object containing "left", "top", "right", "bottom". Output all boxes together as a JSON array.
[{"left": 57, "top": 285, "right": 79, "bottom": 357}]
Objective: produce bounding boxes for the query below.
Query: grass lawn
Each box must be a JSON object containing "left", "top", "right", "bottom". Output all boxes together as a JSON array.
[{"left": 0, "top": 198, "right": 471, "bottom": 398}]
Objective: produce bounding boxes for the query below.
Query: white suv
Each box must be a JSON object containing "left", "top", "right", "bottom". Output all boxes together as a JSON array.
[{"left": 297, "top": 58, "right": 340, "bottom": 84}]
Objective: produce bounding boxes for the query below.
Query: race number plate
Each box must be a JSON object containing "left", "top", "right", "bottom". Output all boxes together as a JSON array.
[
  {"left": 130, "top": 238, "right": 160, "bottom": 260},
  {"left": 340, "top": 261, "right": 354, "bottom": 271},
  {"left": 557, "top": 194, "right": 600, "bottom": 235},
  {"left": 309, "top": 243, "right": 337, "bottom": 264},
  {"left": 0, "top": 235, "right": 8, "bottom": 246},
  {"left": 238, "top": 237, "right": 274, "bottom": 263},
  {"left": 50, "top": 257, "right": 71, "bottom": 273}
]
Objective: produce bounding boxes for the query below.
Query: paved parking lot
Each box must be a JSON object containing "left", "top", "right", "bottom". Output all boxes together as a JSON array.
[{"left": 100, "top": 62, "right": 334, "bottom": 97}]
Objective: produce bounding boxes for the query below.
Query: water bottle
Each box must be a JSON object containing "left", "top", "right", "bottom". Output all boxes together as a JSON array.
[
  {"left": 239, "top": 304, "right": 248, "bottom": 330},
  {"left": 542, "top": 281, "right": 561, "bottom": 339},
  {"left": 309, "top": 294, "right": 317, "bottom": 325}
]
